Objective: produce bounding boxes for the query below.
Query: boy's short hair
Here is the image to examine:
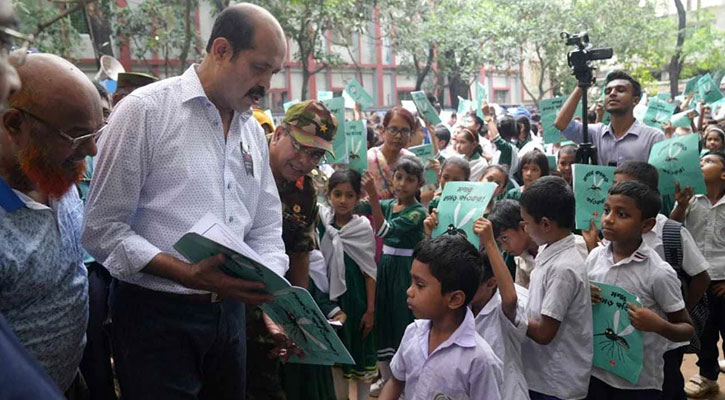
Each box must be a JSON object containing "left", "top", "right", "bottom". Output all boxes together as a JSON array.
[
  {"left": 614, "top": 161, "right": 659, "bottom": 191},
  {"left": 488, "top": 199, "right": 522, "bottom": 238},
  {"left": 703, "top": 151, "right": 725, "bottom": 171},
  {"left": 519, "top": 176, "right": 575, "bottom": 229},
  {"left": 479, "top": 250, "right": 495, "bottom": 282},
  {"left": 605, "top": 70, "right": 642, "bottom": 100},
  {"left": 434, "top": 124, "right": 451, "bottom": 147},
  {"left": 413, "top": 235, "right": 483, "bottom": 307},
  {"left": 608, "top": 181, "right": 661, "bottom": 220},
  {"left": 557, "top": 144, "right": 577, "bottom": 159}
]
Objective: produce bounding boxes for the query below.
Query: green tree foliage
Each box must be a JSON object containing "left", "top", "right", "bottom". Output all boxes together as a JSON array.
[{"left": 12, "top": 0, "right": 83, "bottom": 60}]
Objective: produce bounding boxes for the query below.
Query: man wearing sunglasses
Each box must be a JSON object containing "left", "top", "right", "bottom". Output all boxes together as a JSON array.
[{"left": 0, "top": 52, "right": 104, "bottom": 398}]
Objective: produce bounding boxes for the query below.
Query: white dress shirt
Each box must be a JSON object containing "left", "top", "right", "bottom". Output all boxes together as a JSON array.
[
  {"left": 474, "top": 285, "right": 530, "bottom": 400},
  {"left": 391, "top": 308, "right": 503, "bottom": 400},
  {"left": 680, "top": 195, "right": 725, "bottom": 280},
  {"left": 522, "top": 234, "right": 593, "bottom": 400},
  {"left": 587, "top": 241, "right": 686, "bottom": 390},
  {"left": 83, "top": 65, "right": 288, "bottom": 294},
  {"left": 643, "top": 214, "right": 710, "bottom": 277},
  {"left": 561, "top": 119, "right": 664, "bottom": 166}
]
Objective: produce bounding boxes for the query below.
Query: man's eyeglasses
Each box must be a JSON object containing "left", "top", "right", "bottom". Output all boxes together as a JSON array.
[
  {"left": 0, "top": 26, "right": 34, "bottom": 67},
  {"left": 385, "top": 126, "right": 412, "bottom": 137},
  {"left": 285, "top": 129, "right": 326, "bottom": 162},
  {"left": 15, "top": 108, "right": 106, "bottom": 150}
]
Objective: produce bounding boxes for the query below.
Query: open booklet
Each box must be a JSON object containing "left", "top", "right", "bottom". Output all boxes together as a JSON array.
[{"left": 173, "top": 213, "right": 355, "bottom": 366}]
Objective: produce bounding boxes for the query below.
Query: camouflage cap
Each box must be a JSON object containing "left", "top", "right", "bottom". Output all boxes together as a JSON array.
[{"left": 282, "top": 100, "right": 337, "bottom": 155}]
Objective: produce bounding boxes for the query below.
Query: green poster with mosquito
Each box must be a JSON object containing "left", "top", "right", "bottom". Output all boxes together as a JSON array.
[
  {"left": 411, "top": 90, "right": 441, "bottom": 124},
  {"left": 670, "top": 108, "right": 698, "bottom": 128},
  {"left": 344, "top": 120, "right": 367, "bottom": 173},
  {"left": 344, "top": 79, "right": 374, "bottom": 110},
  {"left": 572, "top": 164, "right": 616, "bottom": 230},
  {"left": 321, "top": 97, "right": 347, "bottom": 164},
  {"left": 431, "top": 182, "right": 497, "bottom": 249},
  {"left": 649, "top": 133, "right": 707, "bottom": 196},
  {"left": 643, "top": 99, "right": 676, "bottom": 128},
  {"left": 408, "top": 144, "right": 438, "bottom": 190},
  {"left": 696, "top": 73, "right": 724, "bottom": 105},
  {"left": 591, "top": 281, "right": 643, "bottom": 385},
  {"left": 457, "top": 96, "right": 473, "bottom": 116},
  {"left": 539, "top": 96, "right": 568, "bottom": 144},
  {"left": 476, "top": 82, "right": 488, "bottom": 120}
]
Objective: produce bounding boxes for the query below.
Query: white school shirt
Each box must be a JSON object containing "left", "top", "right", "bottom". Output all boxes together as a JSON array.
[
  {"left": 515, "top": 234, "right": 589, "bottom": 288},
  {"left": 681, "top": 195, "right": 725, "bottom": 280},
  {"left": 643, "top": 214, "right": 710, "bottom": 277},
  {"left": 391, "top": 308, "right": 503, "bottom": 400},
  {"left": 474, "top": 285, "right": 530, "bottom": 400},
  {"left": 82, "top": 65, "right": 288, "bottom": 294},
  {"left": 522, "top": 234, "right": 593, "bottom": 400},
  {"left": 587, "top": 241, "right": 686, "bottom": 390}
]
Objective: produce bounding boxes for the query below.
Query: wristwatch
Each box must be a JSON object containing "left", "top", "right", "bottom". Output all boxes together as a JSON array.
[{"left": 485, "top": 115, "right": 494, "bottom": 123}]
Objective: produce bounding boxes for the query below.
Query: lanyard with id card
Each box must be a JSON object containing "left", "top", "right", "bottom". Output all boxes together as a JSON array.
[{"left": 240, "top": 138, "right": 254, "bottom": 177}]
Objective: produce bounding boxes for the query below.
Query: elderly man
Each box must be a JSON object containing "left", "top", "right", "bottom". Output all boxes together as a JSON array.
[
  {"left": 0, "top": 53, "right": 103, "bottom": 397},
  {"left": 554, "top": 70, "right": 664, "bottom": 166},
  {"left": 83, "top": 3, "right": 288, "bottom": 398}
]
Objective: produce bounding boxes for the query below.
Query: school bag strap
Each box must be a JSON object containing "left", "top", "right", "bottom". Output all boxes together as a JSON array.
[{"left": 663, "top": 218, "right": 708, "bottom": 353}]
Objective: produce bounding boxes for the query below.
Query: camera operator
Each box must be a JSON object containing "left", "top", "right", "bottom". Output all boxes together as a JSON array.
[{"left": 554, "top": 70, "right": 664, "bottom": 166}]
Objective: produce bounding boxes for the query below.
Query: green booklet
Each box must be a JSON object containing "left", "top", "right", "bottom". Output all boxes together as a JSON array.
[
  {"left": 317, "top": 91, "right": 334, "bottom": 101},
  {"left": 344, "top": 120, "right": 368, "bottom": 173},
  {"left": 572, "top": 164, "right": 616, "bottom": 230},
  {"left": 408, "top": 144, "right": 438, "bottom": 189},
  {"left": 411, "top": 90, "right": 441, "bottom": 124},
  {"left": 283, "top": 99, "right": 300, "bottom": 113},
  {"left": 344, "top": 79, "right": 374, "bottom": 110},
  {"left": 476, "top": 82, "right": 487, "bottom": 120},
  {"left": 643, "top": 99, "right": 676, "bottom": 128},
  {"left": 648, "top": 133, "right": 706, "bottom": 196},
  {"left": 696, "top": 73, "right": 724, "bottom": 105},
  {"left": 457, "top": 96, "right": 473, "bottom": 116},
  {"left": 431, "top": 182, "right": 497, "bottom": 248},
  {"left": 591, "top": 282, "right": 643, "bottom": 385},
  {"left": 670, "top": 108, "right": 698, "bottom": 128},
  {"left": 321, "top": 97, "right": 347, "bottom": 164},
  {"left": 174, "top": 213, "right": 355, "bottom": 366},
  {"left": 546, "top": 154, "right": 557, "bottom": 171},
  {"left": 684, "top": 75, "right": 701, "bottom": 96},
  {"left": 539, "top": 96, "right": 568, "bottom": 144}
]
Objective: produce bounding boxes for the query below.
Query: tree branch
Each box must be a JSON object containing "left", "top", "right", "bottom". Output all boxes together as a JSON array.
[{"left": 35, "top": 0, "right": 97, "bottom": 36}]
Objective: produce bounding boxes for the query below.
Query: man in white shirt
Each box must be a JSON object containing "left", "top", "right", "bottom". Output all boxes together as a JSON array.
[{"left": 82, "top": 4, "right": 289, "bottom": 398}]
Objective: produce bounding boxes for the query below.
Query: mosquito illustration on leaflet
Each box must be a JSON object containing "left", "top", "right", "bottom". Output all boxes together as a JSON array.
[
  {"left": 445, "top": 202, "right": 478, "bottom": 239},
  {"left": 594, "top": 309, "right": 635, "bottom": 365}
]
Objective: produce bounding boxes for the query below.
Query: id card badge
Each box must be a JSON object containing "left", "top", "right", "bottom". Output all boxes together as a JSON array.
[{"left": 241, "top": 141, "right": 254, "bottom": 177}]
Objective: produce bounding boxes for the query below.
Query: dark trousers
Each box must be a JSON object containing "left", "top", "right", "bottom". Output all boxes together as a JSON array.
[
  {"left": 662, "top": 347, "right": 686, "bottom": 400},
  {"left": 79, "top": 263, "right": 116, "bottom": 400},
  {"left": 697, "top": 288, "right": 725, "bottom": 380},
  {"left": 109, "top": 281, "right": 246, "bottom": 400},
  {"left": 529, "top": 391, "right": 562, "bottom": 400},
  {"left": 586, "top": 376, "right": 661, "bottom": 400}
]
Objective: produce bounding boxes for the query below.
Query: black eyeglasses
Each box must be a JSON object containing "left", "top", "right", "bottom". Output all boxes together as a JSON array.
[
  {"left": 0, "top": 26, "right": 34, "bottom": 67},
  {"left": 15, "top": 108, "right": 106, "bottom": 150},
  {"left": 385, "top": 126, "right": 412, "bottom": 137},
  {"left": 285, "top": 128, "right": 326, "bottom": 162}
]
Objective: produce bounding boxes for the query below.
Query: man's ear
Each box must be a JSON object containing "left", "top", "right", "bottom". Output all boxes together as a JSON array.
[
  {"left": 208, "top": 37, "right": 234, "bottom": 63},
  {"left": 640, "top": 216, "right": 656, "bottom": 235},
  {"left": 447, "top": 289, "right": 466, "bottom": 310},
  {"left": 2, "top": 109, "right": 25, "bottom": 143},
  {"left": 271, "top": 125, "right": 285, "bottom": 144}
]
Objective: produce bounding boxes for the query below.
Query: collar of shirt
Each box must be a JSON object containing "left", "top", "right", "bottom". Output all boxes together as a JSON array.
[
  {"left": 477, "top": 290, "right": 501, "bottom": 318},
  {"left": 603, "top": 239, "right": 650, "bottom": 267},
  {"left": 535, "top": 234, "right": 576, "bottom": 266},
  {"left": 693, "top": 193, "right": 725, "bottom": 208},
  {"left": 179, "top": 64, "right": 253, "bottom": 122},
  {"left": 414, "top": 308, "right": 478, "bottom": 356},
  {"left": 0, "top": 177, "right": 50, "bottom": 213},
  {"left": 601, "top": 119, "right": 642, "bottom": 141}
]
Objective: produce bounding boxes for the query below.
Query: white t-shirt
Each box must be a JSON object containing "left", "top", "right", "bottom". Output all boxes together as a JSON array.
[
  {"left": 522, "top": 234, "right": 593, "bottom": 400},
  {"left": 680, "top": 195, "right": 725, "bottom": 280},
  {"left": 391, "top": 308, "right": 503, "bottom": 400},
  {"left": 587, "top": 241, "right": 686, "bottom": 390},
  {"left": 515, "top": 235, "right": 589, "bottom": 288},
  {"left": 474, "top": 285, "right": 530, "bottom": 400}
]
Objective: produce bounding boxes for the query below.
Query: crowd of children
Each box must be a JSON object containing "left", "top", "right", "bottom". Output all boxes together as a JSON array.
[{"left": 298, "top": 74, "right": 725, "bottom": 400}]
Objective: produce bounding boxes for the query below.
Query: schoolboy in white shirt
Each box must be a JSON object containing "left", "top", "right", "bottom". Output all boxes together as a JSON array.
[
  {"left": 518, "top": 176, "right": 593, "bottom": 400},
  {"left": 379, "top": 235, "right": 503, "bottom": 400},
  {"left": 471, "top": 216, "right": 530, "bottom": 399},
  {"left": 588, "top": 181, "right": 694, "bottom": 399}
]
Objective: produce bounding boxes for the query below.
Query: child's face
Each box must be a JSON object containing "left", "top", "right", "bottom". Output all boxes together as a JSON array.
[
  {"left": 496, "top": 227, "right": 531, "bottom": 256},
  {"left": 393, "top": 168, "right": 421, "bottom": 201},
  {"left": 705, "top": 131, "right": 724, "bottom": 151},
  {"left": 439, "top": 164, "right": 467, "bottom": 191},
  {"left": 481, "top": 169, "right": 507, "bottom": 196},
  {"left": 519, "top": 206, "right": 548, "bottom": 246},
  {"left": 407, "top": 260, "right": 458, "bottom": 319},
  {"left": 454, "top": 131, "right": 475, "bottom": 158},
  {"left": 521, "top": 162, "right": 542, "bottom": 187},
  {"left": 600, "top": 194, "right": 653, "bottom": 243},
  {"left": 557, "top": 152, "right": 574, "bottom": 183},
  {"left": 701, "top": 154, "right": 725, "bottom": 183},
  {"left": 328, "top": 182, "right": 359, "bottom": 216}
]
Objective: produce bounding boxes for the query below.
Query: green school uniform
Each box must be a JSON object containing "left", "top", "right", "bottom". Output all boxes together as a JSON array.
[{"left": 504, "top": 186, "right": 523, "bottom": 201}]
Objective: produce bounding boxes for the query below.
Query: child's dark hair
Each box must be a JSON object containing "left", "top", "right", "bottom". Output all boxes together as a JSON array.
[
  {"left": 557, "top": 144, "right": 577, "bottom": 159},
  {"left": 395, "top": 155, "right": 425, "bottom": 186},
  {"left": 497, "top": 116, "right": 519, "bottom": 141},
  {"left": 608, "top": 181, "right": 661, "bottom": 220},
  {"left": 466, "top": 111, "right": 484, "bottom": 133},
  {"left": 488, "top": 199, "right": 522, "bottom": 238},
  {"left": 519, "top": 150, "right": 550, "bottom": 177},
  {"left": 614, "top": 161, "right": 659, "bottom": 192},
  {"left": 441, "top": 156, "right": 471, "bottom": 180},
  {"left": 519, "top": 176, "right": 575, "bottom": 229},
  {"left": 327, "top": 169, "right": 362, "bottom": 195},
  {"left": 480, "top": 164, "right": 509, "bottom": 182},
  {"left": 479, "top": 250, "right": 495, "bottom": 282},
  {"left": 605, "top": 70, "right": 642, "bottom": 100},
  {"left": 434, "top": 124, "right": 451, "bottom": 148},
  {"left": 413, "top": 235, "right": 483, "bottom": 307}
]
